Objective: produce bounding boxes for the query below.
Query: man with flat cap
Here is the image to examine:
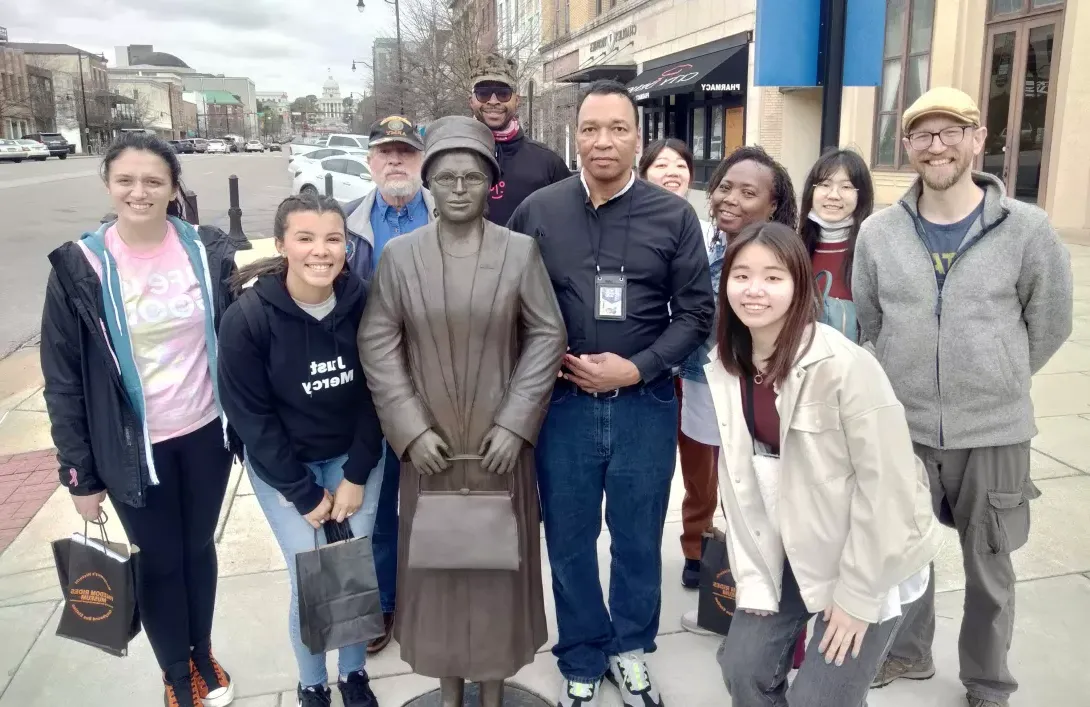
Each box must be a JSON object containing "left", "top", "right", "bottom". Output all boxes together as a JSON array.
[
  {"left": 358, "top": 115, "right": 566, "bottom": 707},
  {"left": 469, "top": 52, "right": 570, "bottom": 226}
]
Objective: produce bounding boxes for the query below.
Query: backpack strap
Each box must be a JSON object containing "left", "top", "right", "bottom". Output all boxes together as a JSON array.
[
  {"left": 815, "top": 270, "right": 834, "bottom": 298},
  {"left": 238, "top": 292, "right": 269, "bottom": 349}
]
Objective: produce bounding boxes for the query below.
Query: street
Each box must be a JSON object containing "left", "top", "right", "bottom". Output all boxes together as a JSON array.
[{"left": 0, "top": 152, "right": 293, "bottom": 358}]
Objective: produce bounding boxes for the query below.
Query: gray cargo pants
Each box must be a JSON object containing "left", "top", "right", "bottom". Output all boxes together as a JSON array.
[{"left": 886, "top": 441, "right": 1039, "bottom": 703}]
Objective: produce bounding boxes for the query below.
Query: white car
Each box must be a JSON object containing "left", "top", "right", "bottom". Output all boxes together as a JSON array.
[
  {"left": 206, "top": 139, "right": 229, "bottom": 154},
  {"left": 293, "top": 156, "right": 374, "bottom": 205},
  {"left": 16, "top": 139, "right": 50, "bottom": 161},
  {"left": 0, "top": 139, "right": 27, "bottom": 163},
  {"left": 287, "top": 147, "right": 367, "bottom": 176},
  {"left": 244, "top": 140, "right": 265, "bottom": 153}
]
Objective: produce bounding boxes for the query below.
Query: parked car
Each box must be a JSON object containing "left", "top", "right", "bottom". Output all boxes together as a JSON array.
[
  {"left": 190, "top": 138, "right": 209, "bottom": 153},
  {"left": 244, "top": 140, "right": 265, "bottom": 153},
  {"left": 289, "top": 136, "right": 329, "bottom": 157},
  {"left": 21, "top": 132, "right": 69, "bottom": 159},
  {"left": 169, "top": 140, "right": 195, "bottom": 154},
  {"left": 16, "top": 139, "right": 50, "bottom": 161},
  {"left": 0, "top": 139, "right": 27, "bottom": 163},
  {"left": 287, "top": 147, "right": 367, "bottom": 175},
  {"left": 266, "top": 142, "right": 282, "bottom": 152},
  {"left": 206, "top": 139, "right": 229, "bottom": 154},
  {"left": 292, "top": 156, "right": 374, "bottom": 205}
]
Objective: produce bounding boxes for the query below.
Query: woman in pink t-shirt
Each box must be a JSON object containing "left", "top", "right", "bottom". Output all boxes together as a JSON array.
[{"left": 41, "top": 132, "right": 240, "bottom": 707}]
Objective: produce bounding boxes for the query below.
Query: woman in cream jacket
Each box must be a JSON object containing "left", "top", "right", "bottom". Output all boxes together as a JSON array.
[{"left": 706, "top": 221, "right": 943, "bottom": 707}]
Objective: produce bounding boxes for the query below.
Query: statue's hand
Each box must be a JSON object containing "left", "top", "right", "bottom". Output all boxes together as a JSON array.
[
  {"left": 478, "top": 425, "right": 523, "bottom": 476},
  {"left": 408, "top": 430, "right": 451, "bottom": 475}
]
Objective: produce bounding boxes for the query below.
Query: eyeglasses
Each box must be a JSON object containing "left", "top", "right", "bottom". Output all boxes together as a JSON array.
[
  {"left": 473, "top": 85, "right": 514, "bottom": 103},
  {"left": 431, "top": 171, "right": 489, "bottom": 188},
  {"left": 905, "top": 125, "right": 974, "bottom": 151},
  {"left": 813, "top": 181, "right": 857, "bottom": 197}
]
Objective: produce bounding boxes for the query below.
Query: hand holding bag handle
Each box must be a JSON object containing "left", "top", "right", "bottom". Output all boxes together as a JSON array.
[{"left": 407, "top": 453, "right": 521, "bottom": 571}]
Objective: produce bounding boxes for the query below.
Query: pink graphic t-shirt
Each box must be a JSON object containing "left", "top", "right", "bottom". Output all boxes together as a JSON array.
[{"left": 80, "top": 222, "right": 218, "bottom": 443}]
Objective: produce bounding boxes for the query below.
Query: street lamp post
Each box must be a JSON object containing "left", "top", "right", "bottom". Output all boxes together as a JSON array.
[
  {"left": 356, "top": 0, "right": 405, "bottom": 115},
  {"left": 76, "top": 51, "right": 91, "bottom": 153}
]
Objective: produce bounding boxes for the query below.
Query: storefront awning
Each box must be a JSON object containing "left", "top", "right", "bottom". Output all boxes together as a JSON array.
[
  {"left": 627, "top": 46, "right": 747, "bottom": 103},
  {"left": 556, "top": 64, "right": 637, "bottom": 84}
]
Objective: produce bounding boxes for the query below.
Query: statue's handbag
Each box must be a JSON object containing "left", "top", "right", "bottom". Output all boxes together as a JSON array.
[{"left": 407, "top": 454, "right": 521, "bottom": 571}]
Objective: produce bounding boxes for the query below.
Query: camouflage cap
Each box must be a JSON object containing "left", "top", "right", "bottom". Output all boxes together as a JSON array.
[{"left": 471, "top": 52, "right": 517, "bottom": 88}]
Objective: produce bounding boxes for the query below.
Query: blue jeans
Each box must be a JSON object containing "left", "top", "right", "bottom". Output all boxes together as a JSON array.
[
  {"left": 536, "top": 379, "right": 678, "bottom": 682},
  {"left": 372, "top": 440, "right": 400, "bottom": 614},
  {"left": 248, "top": 449, "right": 385, "bottom": 687}
]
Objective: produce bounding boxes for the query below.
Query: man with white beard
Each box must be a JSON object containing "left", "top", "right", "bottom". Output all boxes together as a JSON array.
[
  {"left": 343, "top": 115, "right": 436, "bottom": 655},
  {"left": 344, "top": 115, "right": 436, "bottom": 281}
]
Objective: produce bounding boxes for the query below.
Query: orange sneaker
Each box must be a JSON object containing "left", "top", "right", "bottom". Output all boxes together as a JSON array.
[
  {"left": 164, "top": 668, "right": 201, "bottom": 707},
  {"left": 190, "top": 649, "right": 235, "bottom": 707}
]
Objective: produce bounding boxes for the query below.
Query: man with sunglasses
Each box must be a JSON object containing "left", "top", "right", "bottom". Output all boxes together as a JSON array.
[
  {"left": 469, "top": 52, "right": 570, "bottom": 226},
  {"left": 853, "top": 87, "right": 1072, "bottom": 707}
]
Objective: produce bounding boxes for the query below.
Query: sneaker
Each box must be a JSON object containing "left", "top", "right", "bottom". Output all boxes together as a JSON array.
[
  {"left": 606, "top": 652, "right": 664, "bottom": 707},
  {"left": 680, "top": 609, "right": 715, "bottom": 636},
  {"left": 367, "top": 612, "right": 395, "bottom": 654},
  {"left": 191, "top": 649, "right": 234, "bottom": 707},
  {"left": 297, "top": 684, "right": 332, "bottom": 707},
  {"left": 681, "top": 559, "right": 701, "bottom": 589},
  {"left": 557, "top": 678, "right": 600, "bottom": 707},
  {"left": 164, "top": 669, "right": 201, "bottom": 707},
  {"left": 338, "top": 670, "right": 378, "bottom": 707},
  {"left": 967, "top": 698, "right": 1007, "bottom": 707},
  {"left": 870, "top": 656, "right": 936, "bottom": 688}
]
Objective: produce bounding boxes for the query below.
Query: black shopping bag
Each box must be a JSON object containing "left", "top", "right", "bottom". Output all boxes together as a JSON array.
[
  {"left": 296, "top": 520, "right": 385, "bottom": 654},
  {"left": 696, "top": 528, "right": 736, "bottom": 636},
  {"left": 52, "top": 516, "right": 141, "bottom": 657}
]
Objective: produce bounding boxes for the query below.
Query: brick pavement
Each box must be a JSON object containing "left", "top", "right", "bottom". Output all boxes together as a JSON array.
[{"left": 0, "top": 449, "right": 58, "bottom": 553}]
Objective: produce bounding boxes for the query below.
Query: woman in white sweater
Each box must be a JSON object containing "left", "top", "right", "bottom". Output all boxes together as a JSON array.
[{"left": 705, "top": 221, "right": 942, "bottom": 706}]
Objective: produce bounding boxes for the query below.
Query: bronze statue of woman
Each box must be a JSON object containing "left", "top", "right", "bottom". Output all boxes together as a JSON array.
[{"left": 358, "top": 115, "right": 566, "bottom": 707}]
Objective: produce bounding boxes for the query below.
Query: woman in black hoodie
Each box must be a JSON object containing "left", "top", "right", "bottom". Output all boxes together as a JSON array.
[{"left": 217, "top": 194, "right": 384, "bottom": 707}]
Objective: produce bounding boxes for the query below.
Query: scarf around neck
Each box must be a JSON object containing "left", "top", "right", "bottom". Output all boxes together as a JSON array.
[
  {"left": 807, "top": 210, "right": 854, "bottom": 243},
  {"left": 493, "top": 117, "right": 521, "bottom": 143}
]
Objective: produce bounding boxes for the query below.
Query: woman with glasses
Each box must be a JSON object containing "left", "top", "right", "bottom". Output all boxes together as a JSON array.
[{"left": 798, "top": 149, "right": 876, "bottom": 343}]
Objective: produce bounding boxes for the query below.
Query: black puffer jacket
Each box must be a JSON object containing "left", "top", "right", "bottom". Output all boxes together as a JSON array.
[{"left": 40, "top": 224, "right": 240, "bottom": 508}]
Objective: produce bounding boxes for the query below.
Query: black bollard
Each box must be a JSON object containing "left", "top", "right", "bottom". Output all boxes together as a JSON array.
[
  {"left": 182, "top": 189, "right": 199, "bottom": 225},
  {"left": 324, "top": 173, "right": 334, "bottom": 197},
  {"left": 226, "top": 175, "right": 253, "bottom": 250}
]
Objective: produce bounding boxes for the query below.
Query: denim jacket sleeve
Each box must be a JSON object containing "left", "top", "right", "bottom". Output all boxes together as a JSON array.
[{"left": 680, "top": 224, "right": 723, "bottom": 383}]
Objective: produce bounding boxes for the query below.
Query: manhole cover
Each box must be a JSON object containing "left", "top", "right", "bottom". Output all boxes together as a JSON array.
[{"left": 403, "top": 683, "right": 551, "bottom": 707}]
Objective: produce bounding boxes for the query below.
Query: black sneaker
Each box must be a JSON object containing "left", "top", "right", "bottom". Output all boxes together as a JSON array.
[
  {"left": 338, "top": 670, "right": 379, "bottom": 707},
  {"left": 297, "top": 684, "right": 332, "bottom": 707},
  {"left": 681, "top": 559, "right": 701, "bottom": 589}
]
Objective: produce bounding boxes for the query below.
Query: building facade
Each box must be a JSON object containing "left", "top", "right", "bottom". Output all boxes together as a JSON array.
[
  {"left": 0, "top": 44, "right": 32, "bottom": 138},
  {"left": 531, "top": 0, "right": 1086, "bottom": 231},
  {"left": 108, "top": 77, "right": 175, "bottom": 137},
  {"left": 5, "top": 43, "right": 114, "bottom": 152},
  {"left": 318, "top": 74, "right": 344, "bottom": 125},
  {"left": 26, "top": 65, "right": 56, "bottom": 133}
]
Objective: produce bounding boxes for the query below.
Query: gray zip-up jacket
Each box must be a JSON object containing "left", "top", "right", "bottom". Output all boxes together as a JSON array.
[{"left": 852, "top": 172, "right": 1072, "bottom": 450}]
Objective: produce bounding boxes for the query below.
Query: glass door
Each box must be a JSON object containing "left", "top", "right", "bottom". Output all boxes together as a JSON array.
[{"left": 978, "top": 15, "right": 1061, "bottom": 203}]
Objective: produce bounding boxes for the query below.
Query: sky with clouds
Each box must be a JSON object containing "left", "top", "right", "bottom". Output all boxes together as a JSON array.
[{"left": 4, "top": 0, "right": 397, "bottom": 99}]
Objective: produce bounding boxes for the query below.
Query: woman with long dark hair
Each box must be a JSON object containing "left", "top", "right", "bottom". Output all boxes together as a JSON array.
[
  {"left": 41, "top": 132, "right": 239, "bottom": 706},
  {"left": 676, "top": 145, "right": 798, "bottom": 635},
  {"left": 798, "top": 149, "right": 875, "bottom": 342},
  {"left": 706, "top": 222, "right": 941, "bottom": 706},
  {"left": 217, "top": 193, "right": 385, "bottom": 707}
]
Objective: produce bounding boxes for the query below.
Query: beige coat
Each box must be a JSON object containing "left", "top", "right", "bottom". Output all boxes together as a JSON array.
[
  {"left": 704, "top": 324, "right": 943, "bottom": 623},
  {"left": 357, "top": 221, "right": 566, "bottom": 680}
]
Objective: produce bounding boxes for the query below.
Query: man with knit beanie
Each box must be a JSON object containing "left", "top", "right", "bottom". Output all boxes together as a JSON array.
[{"left": 469, "top": 52, "right": 570, "bottom": 226}]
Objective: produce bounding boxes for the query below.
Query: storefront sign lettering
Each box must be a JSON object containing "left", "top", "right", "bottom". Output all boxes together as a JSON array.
[
  {"left": 701, "top": 83, "right": 742, "bottom": 92},
  {"left": 590, "top": 25, "right": 638, "bottom": 53},
  {"left": 627, "top": 65, "right": 702, "bottom": 98}
]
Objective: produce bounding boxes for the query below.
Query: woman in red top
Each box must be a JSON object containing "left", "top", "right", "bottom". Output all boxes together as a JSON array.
[{"left": 798, "top": 149, "right": 875, "bottom": 343}]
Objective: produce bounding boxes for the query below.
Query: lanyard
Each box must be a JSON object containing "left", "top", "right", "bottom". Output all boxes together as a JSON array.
[
  {"left": 588, "top": 189, "right": 635, "bottom": 275},
  {"left": 743, "top": 375, "right": 758, "bottom": 449}
]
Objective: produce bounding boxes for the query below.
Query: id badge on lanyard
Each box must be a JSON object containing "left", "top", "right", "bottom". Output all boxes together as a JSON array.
[{"left": 595, "top": 270, "right": 627, "bottom": 321}]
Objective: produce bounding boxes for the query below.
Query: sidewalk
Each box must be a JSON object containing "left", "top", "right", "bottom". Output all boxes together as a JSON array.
[{"left": 1, "top": 239, "right": 1089, "bottom": 705}]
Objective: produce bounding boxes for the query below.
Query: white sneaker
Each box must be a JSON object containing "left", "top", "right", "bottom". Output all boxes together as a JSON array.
[
  {"left": 556, "top": 678, "right": 600, "bottom": 707},
  {"left": 680, "top": 609, "right": 715, "bottom": 636},
  {"left": 607, "top": 652, "right": 664, "bottom": 707}
]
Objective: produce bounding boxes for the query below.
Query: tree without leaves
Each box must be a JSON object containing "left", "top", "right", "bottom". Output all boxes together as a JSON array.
[{"left": 0, "top": 74, "right": 32, "bottom": 135}]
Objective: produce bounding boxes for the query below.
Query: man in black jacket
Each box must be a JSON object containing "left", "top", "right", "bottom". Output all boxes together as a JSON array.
[
  {"left": 508, "top": 80, "right": 714, "bottom": 707},
  {"left": 469, "top": 52, "right": 571, "bottom": 226}
]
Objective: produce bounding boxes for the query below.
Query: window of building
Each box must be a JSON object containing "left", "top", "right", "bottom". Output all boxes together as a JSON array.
[
  {"left": 691, "top": 106, "right": 706, "bottom": 160},
  {"left": 990, "top": 0, "right": 1063, "bottom": 17},
  {"left": 873, "top": 0, "right": 935, "bottom": 169}
]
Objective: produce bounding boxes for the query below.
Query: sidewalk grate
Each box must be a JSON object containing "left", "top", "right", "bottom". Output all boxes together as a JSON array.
[
  {"left": 404, "top": 684, "right": 551, "bottom": 706},
  {"left": 0, "top": 448, "right": 57, "bottom": 554}
]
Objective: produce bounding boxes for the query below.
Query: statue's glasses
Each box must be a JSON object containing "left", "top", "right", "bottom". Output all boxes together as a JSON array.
[{"left": 431, "top": 171, "right": 489, "bottom": 188}]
